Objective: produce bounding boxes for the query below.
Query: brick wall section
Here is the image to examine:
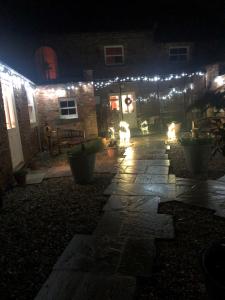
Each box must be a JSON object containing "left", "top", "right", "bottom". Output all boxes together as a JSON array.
[
  {"left": 36, "top": 83, "right": 98, "bottom": 143},
  {"left": 14, "top": 86, "right": 40, "bottom": 163},
  {"left": 0, "top": 84, "right": 13, "bottom": 190}
]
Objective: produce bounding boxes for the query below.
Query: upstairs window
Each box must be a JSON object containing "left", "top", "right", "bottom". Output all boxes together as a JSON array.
[
  {"left": 59, "top": 97, "right": 78, "bottom": 119},
  {"left": 169, "top": 47, "right": 188, "bottom": 62},
  {"left": 104, "top": 46, "right": 124, "bottom": 65}
]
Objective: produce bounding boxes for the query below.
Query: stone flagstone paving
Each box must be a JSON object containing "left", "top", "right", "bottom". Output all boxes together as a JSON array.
[{"left": 35, "top": 136, "right": 225, "bottom": 299}]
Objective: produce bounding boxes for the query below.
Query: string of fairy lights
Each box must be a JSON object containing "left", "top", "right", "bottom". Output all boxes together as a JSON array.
[
  {"left": 94, "top": 71, "right": 204, "bottom": 90},
  {"left": 0, "top": 61, "right": 205, "bottom": 103}
]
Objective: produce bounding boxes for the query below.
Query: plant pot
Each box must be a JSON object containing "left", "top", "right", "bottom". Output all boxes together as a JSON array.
[
  {"left": 202, "top": 239, "right": 225, "bottom": 300},
  {"left": 107, "top": 147, "right": 119, "bottom": 158},
  {"left": 68, "top": 153, "right": 96, "bottom": 184},
  {"left": 182, "top": 144, "right": 212, "bottom": 175},
  {"left": 14, "top": 173, "right": 26, "bottom": 186}
]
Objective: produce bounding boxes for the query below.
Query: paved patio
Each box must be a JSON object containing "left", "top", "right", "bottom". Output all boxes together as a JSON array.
[{"left": 35, "top": 135, "right": 225, "bottom": 299}]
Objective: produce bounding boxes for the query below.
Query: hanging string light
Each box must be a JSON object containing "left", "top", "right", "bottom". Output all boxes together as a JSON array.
[
  {"left": 136, "top": 86, "right": 193, "bottom": 102},
  {"left": 94, "top": 71, "right": 204, "bottom": 90}
]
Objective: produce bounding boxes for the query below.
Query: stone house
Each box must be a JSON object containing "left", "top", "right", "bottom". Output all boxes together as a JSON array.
[
  {"left": 0, "top": 59, "right": 98, "bottom": 190},
  {"left": 35, "top": 82, "right": 98, "bottom": 142},
  {"left": 35, "top": 30, "right": 221, "bottom": 133},
  {"left": 0, "top": 62, "right": 40, "bottom": 190}
]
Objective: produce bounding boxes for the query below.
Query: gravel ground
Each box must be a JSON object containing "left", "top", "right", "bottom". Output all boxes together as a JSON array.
[
  {"left": 169, "top": 142, "right": 225, "bottom": 179},
  {"left": 135, "top": 201, "right": 225, "bottom": 300},
  {"left": 0, "top": 174, "right": 112, "bottom": 300}
]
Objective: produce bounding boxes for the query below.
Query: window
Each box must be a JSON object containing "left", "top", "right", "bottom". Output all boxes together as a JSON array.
[
  {"left": 104, "top": 46, "right": 124, "bottom": 65},
  {"left": 109, "top": 93, "right": 134, "bottom": 113},
  {"left": 2, "top": 82, "right": 16, "bottom": 129},
  {"left": 26, "top": 86, "right": 37, "bottom": 124},
  {"left": 169, "top": 47, "right": 188, "bottom": 62},
  {"left": 59, "top": 97, "right": 78, "bottom": 119}
]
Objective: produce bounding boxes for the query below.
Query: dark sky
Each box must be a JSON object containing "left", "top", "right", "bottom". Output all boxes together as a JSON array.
[{"left": 0, "top": 0, "right": 224, "bottom": 36}]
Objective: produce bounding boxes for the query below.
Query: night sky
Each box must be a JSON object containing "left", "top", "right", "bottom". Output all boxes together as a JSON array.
[
  {"left": 0, "top": 0, "right": 224, "bottom": 36},
  {"left": 0, "top": 0, "right": 223, "bottom": 79}
]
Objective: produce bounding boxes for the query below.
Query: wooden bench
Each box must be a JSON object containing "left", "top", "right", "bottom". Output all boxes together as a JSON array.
[{"left": 56, "top": 128, "right": 85, "bottom": 153}]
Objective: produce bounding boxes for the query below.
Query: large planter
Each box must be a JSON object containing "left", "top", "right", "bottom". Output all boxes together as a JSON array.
[
  {"left": 182, "top": 144, "right": 212, "bottom": 174},
  {"left": 202, "top": 239, "right": 225, "bottom": 300},
  {"left": 68, "top": 153, "right": 96, "bottom": 184}
]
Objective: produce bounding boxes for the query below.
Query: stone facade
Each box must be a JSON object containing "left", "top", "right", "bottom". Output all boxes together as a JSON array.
[
  {"left": 36, "top": 83, "right": 98, "bottom": 145},
  {"left": 0, "top": 79, "right": 40, "bottom": 190},
  {"left": 0, "top": 84, "right": 13, "bottom": 190}
]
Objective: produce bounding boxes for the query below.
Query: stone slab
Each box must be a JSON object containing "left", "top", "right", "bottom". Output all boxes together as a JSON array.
[
  {"left": 103, "top": 195, "right": 160, "bottom": 214},
  {"left": 104, "top": 183, "right": 176, "bottom": 199},
  {"left": 112, "top": 174, "right": 136, "bottom": 183},
  {"left": 117, "top": 238, "right": 156, "bottom": 276},
  {"left": 146, "top": 166, "right": 169, "bottom": 175},
  {"left": 26, "top": 171, "right": 46, "bottom": 184},
  {"left": 135, "top": 174, "right": 176, "bottom": 184}
]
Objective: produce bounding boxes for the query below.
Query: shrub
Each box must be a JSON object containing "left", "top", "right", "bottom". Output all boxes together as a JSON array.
[{"left": 68, "top": 138, "right": 104, "bottom": 157}]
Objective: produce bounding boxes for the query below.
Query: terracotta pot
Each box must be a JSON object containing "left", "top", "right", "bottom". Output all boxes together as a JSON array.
[{"left": 107, "top": 147, "right": 119, "bottom": 158}]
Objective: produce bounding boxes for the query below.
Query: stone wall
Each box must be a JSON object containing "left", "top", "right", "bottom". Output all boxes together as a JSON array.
[
  {"left": 36, "top": 83, "right": 98, "bottom": 145},
  {"left": 95, "top": 75, "right": 206, "bottom": 133},
  {"left": 0, "top": 82, "right": 40, "bottom": 191},
  {"left": 38, "top": 31, "right": 196, "bottom": 82},
  {"left": 0, "top": 84, "right": 13, "bottom": 190}
]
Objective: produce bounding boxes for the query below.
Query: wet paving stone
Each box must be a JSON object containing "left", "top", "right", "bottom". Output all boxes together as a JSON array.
[
  {"left": 135, "top": 174, "right": 176, "bottom": 184},
  {"left": 175, "top": 180, "right": 225, "bottom": 216},
  {"left": 112, "top": 174, "right": 136, "bottom": 183},
  {"left": 103, "top": 195, "right": 160, "bottom": 214},
  {"left": 73, "top": 273, "right": 136, "bottom": 300},
  {"left": 104, "top": 183, "right": 176, "bottom": 199},
  {"left": 117, "top": 238, "right": 156, "bottom": 276},
  {"left": 146, "top": 166, "right": 169, "bottom": 175}
]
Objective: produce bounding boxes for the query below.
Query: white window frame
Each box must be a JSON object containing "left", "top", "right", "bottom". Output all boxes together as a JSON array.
[
  {"left": 104, "top": 45, "right": 124, "bottom": 65},
  {"left": 169, "top": 46, "right": 189, "bottom": 62},
  {"left": 59, "top": 97, "right": 78, "bottom": 119},
  {"left": 26, "top": 86, "right": 37, "bottom": 125}
]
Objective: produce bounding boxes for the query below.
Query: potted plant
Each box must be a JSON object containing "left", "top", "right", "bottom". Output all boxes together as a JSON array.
[
  {"left": 67, "top": 138, "right": 103, "bottom": 184},
  {"left": 14, "top": 168, "right": 27, "bottom": 186},
  {"left": 107, "top": 139, "right": 119, "bottom": 158},
  {"left": 179, "top": 133, "right": 214, "bottom": 175}
]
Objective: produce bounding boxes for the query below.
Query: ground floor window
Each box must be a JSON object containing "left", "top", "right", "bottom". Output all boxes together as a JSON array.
[
  {"left": 59, "top": 97, "right": 78, "bottom": 119},
  {"left": 109, "top": 93, "right": 134, "bottom": 113}
]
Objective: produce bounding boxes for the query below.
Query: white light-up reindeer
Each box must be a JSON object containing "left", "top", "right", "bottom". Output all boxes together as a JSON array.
[
  {"left": 140, "top": 120, "right": 149, "bottom": 135},
  {"left": 119, "top": 121, "right": 130, "bottom": 147}
]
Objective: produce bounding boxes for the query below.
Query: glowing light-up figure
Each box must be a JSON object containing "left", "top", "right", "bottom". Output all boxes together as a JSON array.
[
  {"left": 140, "top": 120, "right": 149, "bottom": 135},
  {"left": 167, "top": 122, "right": 176, "bottom": 142},
  {"left": 119, "top": 121, "right": 130, "bottom": 147}
]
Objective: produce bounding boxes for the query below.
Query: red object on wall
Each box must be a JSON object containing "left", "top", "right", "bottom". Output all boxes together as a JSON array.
[{"left": 35, "top": 47, "right": 58, "bottom": 80}]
